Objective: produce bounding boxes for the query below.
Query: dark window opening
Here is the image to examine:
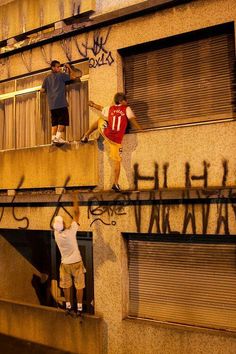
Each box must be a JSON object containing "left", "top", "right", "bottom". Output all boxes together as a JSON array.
[{"left": 0, "top": 229, "right": 94, "bottom": 314}]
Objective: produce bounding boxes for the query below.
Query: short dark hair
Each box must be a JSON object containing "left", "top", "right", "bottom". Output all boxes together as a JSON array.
[
  {"left": 114, "top": 92, "right": 127, "bottom": 104},
  {"left": 50, "top": 60, "right": 60, "bottom": 68}
]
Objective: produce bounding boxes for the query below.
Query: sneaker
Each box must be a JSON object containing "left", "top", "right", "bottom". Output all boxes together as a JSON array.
[
  {"left": 111, "top": 184, "right": 121, "bottom": 192},
  {"left": 65, "top": 307, "right": 74, "bottom": 316},
  {"left": 53, "top": 137, "right": 68, "bottom": 145},
  {"left": 76, "top": 309, "right": 82, "bottom": 317},
  {"left": 80, "top": 135, "right": 88, "bottom": 143}
]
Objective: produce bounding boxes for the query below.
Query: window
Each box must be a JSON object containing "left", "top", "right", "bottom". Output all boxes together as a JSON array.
[
  {"left": 122, "top": 23, "right": 235, "bottom": 130},
  {"left": 125, "top": 234, "right": 236, "bottom": 330},
  {"left": 0, "top": 61, "right": 89, "bottom": 150}
]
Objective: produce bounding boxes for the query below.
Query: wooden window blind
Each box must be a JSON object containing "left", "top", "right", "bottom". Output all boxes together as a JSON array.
[
  {"left": 128, "top": 238, "right": 236, "bottom": 330},
  {"left": 123, "top": 26, "right": 235, "bottom": 129}
]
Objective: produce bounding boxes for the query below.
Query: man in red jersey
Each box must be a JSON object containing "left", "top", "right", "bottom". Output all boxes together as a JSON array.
[{"left": 81, "top": 92, "right": 141, "bottom": 191}]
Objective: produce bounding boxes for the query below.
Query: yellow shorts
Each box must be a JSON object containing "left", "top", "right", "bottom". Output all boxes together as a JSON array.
[
  {"left": 59, "top": 261, "right": 86, "bottom": 290},
  {"left": 98, "top": 118, "right": 122, "bottom": 162}
]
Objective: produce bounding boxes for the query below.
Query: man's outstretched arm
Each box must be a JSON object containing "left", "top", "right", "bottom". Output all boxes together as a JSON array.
[
  {"left": 129, "top": 116, "right": 142, "bottom": 130},
  {"left": 88, "top": 100, "right": 103, "bottom": 112},
  {"left": 72, "top": 192, "right": 80, "bottom": 224}
]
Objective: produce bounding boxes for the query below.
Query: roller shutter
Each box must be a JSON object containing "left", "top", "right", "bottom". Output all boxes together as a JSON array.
[
  {"left": 123, "top": 26, "right": 235, "bottom": 129},
  {"left": 128, "top": 239, "right": 236, "bottom": 330}
]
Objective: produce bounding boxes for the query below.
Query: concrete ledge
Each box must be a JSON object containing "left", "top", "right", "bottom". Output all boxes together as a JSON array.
[
  {"left": 0, "top": 142, "right": 98, "bottom": 190},
  {"left": 0, "top": 186, "right": 235, "bottom": 205},
  {"left": 0, "top": 298, "right": 102, "bottom": 354}
]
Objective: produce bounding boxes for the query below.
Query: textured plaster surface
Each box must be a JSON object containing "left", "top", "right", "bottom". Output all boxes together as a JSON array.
[{"left": 0, "top": 1, "right": 236, "bottom": 353}]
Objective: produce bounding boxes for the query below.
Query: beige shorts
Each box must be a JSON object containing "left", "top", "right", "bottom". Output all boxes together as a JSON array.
[
  {"left": 59, "top": 261, "right": 86, "bottom": 290},
  {"left": 98, "top": 118, "right": 122, "bottom": 162}
]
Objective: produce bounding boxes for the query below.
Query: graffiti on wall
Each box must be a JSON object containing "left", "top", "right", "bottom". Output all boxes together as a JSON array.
[
  {"left": 87, "top": 193, "right": 128, "bottom": 227},
  {"left": 132, "top": 159, "right": 236, "bottom": 235},
  {"left": 0, "top": 160, "right": 235, "bottom": 235},
  {"left": 0, "top": 27, "right": 114, "bottom": 79},
  {"left": 0, "top": 176, "right": 29, "bottom": 230},
  {"left": 73, "top": 28, "right": 114, "bottom": 68}
]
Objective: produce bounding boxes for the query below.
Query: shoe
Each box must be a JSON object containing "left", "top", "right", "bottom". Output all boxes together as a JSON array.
[
  {"left": 80, "top": 135, "right": 88, "bottom": 143},
  {"left": 76, "top": 309, "right": 82, "bottom": 317},
  {"left": 112, "top": 184, "right": 121, "bottom": 192},
  {"left": 65, "top": 307, "right": 74, "bottom": 316},
  {"left": 53, "top": 137, "right": 68, "bottom": 145}
]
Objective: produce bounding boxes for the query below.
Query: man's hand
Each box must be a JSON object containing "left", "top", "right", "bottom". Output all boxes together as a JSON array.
[
  {"left": 88, "top": 100, "right": 95, "bottom": 107},
  {"left": 88, "top": 100, "right": 103, "bottom": 111},
  {"left": 64, "top": 63, "right": 82, "bottom": 81}
]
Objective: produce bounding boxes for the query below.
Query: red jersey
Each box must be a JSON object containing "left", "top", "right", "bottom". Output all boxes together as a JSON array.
[{"left": 104, "top": 105, "right": 128, "bottom": 144}]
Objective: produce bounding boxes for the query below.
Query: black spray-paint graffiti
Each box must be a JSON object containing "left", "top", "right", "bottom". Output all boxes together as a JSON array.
[
  {"left": 0, "top": 161, "right": 235, "bottom": 235},
  {"left": 49, "top": 176, "right": 73, "bottom": 230},
  {"left": 1, "top": 26, "right": 114, "bottom": 79},
  {"left": 87, "top": 193, "right": 128, "bottom": 227},
  {"left": 133, "top": 160, "right": 236, "bottom": 235},
  {"left": 133, "top": 188, "right": 236, "bottom": 235},
  {"left": 0, "top": 176, "right": 29, "bottom": 229},
  {"left": 73, "top": 28, "right": 114, "bottom": 68}
]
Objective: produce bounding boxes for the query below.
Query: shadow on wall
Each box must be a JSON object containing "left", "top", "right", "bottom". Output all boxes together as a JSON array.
[
  {"left": 0, "top": 230, "right": 54, "bottom": 306},
  {"left": 123, "top": 99, "right": 149, "bottom": 189},
  {"left": 122, "top": 133, "right": 138, "bottom": 189},
  {"left": 93, "top": 227, "right": 117, "bottom": 277}
]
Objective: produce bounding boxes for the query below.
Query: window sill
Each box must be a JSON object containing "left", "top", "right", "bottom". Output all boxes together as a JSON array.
[{"left": 124, "top": 316, "right": 236, "bottom": 337}]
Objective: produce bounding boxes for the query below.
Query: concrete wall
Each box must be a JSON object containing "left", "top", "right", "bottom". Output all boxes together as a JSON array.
[
  {"left": 0, "top": 142, "right": 98, "bottom": 189},
  {"left": 0, "top": 0, "right": 236, "bottom": 353},
  {"left": 95, "top": 0, "right": 145, "bottom": 14},
  {"left": 0, "top": 299, "right": 102, "bottom": 354},
  {"left": 0, "top": 0, "right": 95, "bottom": 41},
  {"left": 0, "top": 196, "right": 235, "bottom": 353},
  {"left": 1, "top": 0, "right": 235, "bottom": 190}
]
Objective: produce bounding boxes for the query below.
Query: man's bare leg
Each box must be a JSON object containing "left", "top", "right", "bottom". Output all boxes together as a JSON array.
[
  {"left": 63, "top": 287, "right": 73, "bottom": 314},
  {"left": 81, "top": 120, "right": 99, "bottom": 141},
  {"left": 63, "top": 287, "right": 71, "bottom": 303},
  {"left": 76, "top": 288, "right": 84, "bottom": 315},
  {"left": 114, "top": 160, "right": 121, "bottom": 185},
  {"left": 76, "top": 288, "right": 83, "bottom": 304},
  {"left": 51, "top": 126, "right": 58, "bottom": 141},
  {"left": 57, "top": 125, "right": 66, "bottom": 140}
]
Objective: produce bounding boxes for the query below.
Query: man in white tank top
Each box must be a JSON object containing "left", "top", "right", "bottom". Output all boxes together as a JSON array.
[{"left": 53, "top": 195, "right": 85, "bottom": 316}]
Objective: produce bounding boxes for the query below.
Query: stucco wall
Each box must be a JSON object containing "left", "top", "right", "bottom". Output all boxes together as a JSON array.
[
  {"left": 0, "top": 143, "right": 98, "bottom": 189},
  {"left": 0, "top": 1, "right": 236, "bottom": 353},
  {"left": 94, "top": 0, "right": 145, "bottom": 14},
  {"left": 1, "top": 0, "right": 236, "bottom": 190},
  {"left": 0, "top": 198, "right": 235, "bottom": 353}
]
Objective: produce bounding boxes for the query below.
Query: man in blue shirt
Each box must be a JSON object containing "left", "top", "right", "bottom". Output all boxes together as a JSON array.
[{"left": 41, "top": 60, "right": 81, "bottom": 145}]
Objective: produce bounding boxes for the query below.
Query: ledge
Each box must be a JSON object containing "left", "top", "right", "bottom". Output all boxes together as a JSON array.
[
  {"left": 0, "top": 186, "right": 235, "bottom": 207},
  {"left": 124, "top": 316, "right": 236, "bottom": 336},
  {"left": 0, "top": 142, "right": 98, "bottom": 190},
  {"left": 0, "top": 298, "right": 102, "bottom": 354}
]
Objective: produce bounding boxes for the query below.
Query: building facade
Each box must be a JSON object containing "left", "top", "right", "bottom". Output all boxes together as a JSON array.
[{"left": 0, "top": 0, "right": 236, "bottom": 353}]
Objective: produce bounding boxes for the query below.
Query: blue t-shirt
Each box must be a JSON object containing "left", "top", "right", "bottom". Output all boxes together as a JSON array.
[{"left": 42, "top": 72, "right": 70, "bottom": 110}]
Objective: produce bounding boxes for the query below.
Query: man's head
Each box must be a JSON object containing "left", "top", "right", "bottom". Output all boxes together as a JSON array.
[
  {"left": 51, "top": 60, "right": 61, "bottom": 73},
  {"left": 114, "top": 92, "right": 128, "bottom": 105},
  {"left": 53, "top": 215, "right": 64, "bottom": 232}
]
